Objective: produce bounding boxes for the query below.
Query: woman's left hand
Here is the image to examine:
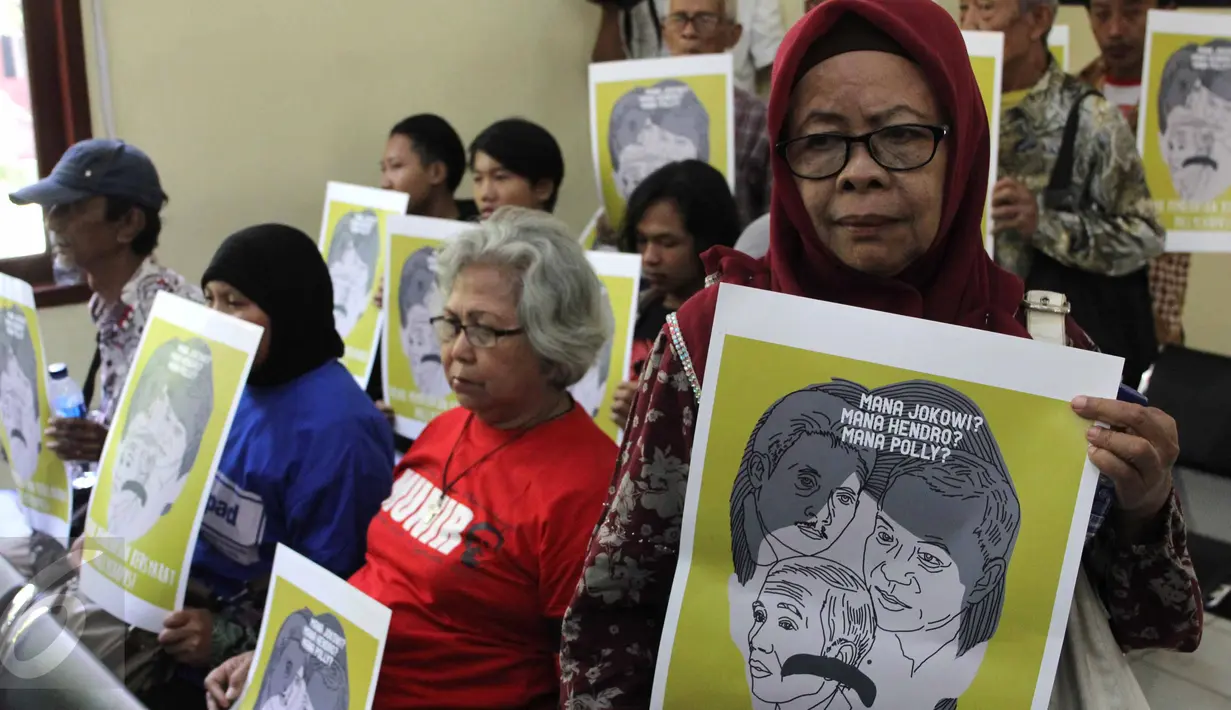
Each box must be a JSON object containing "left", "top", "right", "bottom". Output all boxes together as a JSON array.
[
  {"left": 1072, "top": 396, "right": 1178, "bottom": 535},
  {"left": 159, "top": 607, "right": 213, "bottom": 667}
]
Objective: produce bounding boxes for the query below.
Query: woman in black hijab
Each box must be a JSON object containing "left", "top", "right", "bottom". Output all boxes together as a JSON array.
[{"left": 150, "top": 224, "right": 393, "bottom": 691}]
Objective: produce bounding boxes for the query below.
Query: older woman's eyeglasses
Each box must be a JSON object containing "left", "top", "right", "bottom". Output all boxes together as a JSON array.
[
  {"left": 776, "top": 124, "right": 949, "bottom": 180},
  {"left": 662, "top": 12, "right": 723, "bottom": 34},
  {"left": 430, "top": 316, "right": 524, "bottom": 349}
]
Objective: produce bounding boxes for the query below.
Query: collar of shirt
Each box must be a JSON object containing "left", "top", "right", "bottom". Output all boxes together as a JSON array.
[{"left": 88, "top": 256, "right": 165, "bottom": 330}]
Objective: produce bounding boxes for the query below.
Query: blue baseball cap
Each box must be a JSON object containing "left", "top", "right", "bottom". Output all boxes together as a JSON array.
[{"left": 8, "top": 139, "right": 167, "bottom": 210}]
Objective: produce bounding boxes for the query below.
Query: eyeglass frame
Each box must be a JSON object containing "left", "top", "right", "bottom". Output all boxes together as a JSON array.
[
  {"left": 774, "top": 123, "right": 950, "bottom": 181},
  {"left": 661, "top": 11, "right": 728, "bottom": 34},
  {"left": 429, "top": 316, "right": 525, "bottom": 349}
]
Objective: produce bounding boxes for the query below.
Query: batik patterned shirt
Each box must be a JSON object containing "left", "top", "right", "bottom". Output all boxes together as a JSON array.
[
  {"left": 89, "top": 257, "right": 203, "bottom": 427},
  {"left": 996, "top": 61, "right": 1165, "bottom": 280}
]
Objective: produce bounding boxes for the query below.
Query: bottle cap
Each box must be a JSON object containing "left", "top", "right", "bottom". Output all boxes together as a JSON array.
[{"left": 48, "top": 363, "right": 69, "bottom": 380}]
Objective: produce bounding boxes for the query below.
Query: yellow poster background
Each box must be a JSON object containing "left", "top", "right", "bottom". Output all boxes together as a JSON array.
[
  {"left": 322, "top": 201, "right": 397, "bottom": 381},
  {"left": 85, "top": 319, "right": 249, "bottom": 610},
  {"left": 661, "top": 336, "right": 1091, "bottom": 708},
  {"left": 969, "top": 54, "right": 998, "bottom": 239},
  {"left": 386, "top": 234, "right": 457, "bottom": 427},
  {"left": 594, "top": 73, "right": 730, "bottom": 231},
  {"left": 1141, "top": 31, "right": 1231, "bottom": 234},
  {"left": 0, "top": 299, "right": 69, "bottom": 530},
  {"left": 1049, "top": 43, "right": 1067, "bottom": 71},
  {"left": 589, "top": 274, "right": 635, "bottom": 441},
  {"left": 235, "top": 576, "right": 381, "bottom": 710}
]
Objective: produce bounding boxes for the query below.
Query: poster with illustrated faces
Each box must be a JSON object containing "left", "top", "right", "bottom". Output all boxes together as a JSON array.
[
  {"left": 589, "top": 54, "right": 735, "bottom": 232},
  {"left": 1048, "top": 25, "right": 1070, "bottom": 72},
  {"left": 0, "top": 273, "right": 70, "bottom": 543},
  {"left": 79, "top": 292, "right": 262, "bottom": 633},
  {"left": 649, "top": 285, "right": 1123, "bottom": 710},
  {"left": 571, "top": 252, "right": 640, "bottom": 442},
  {"left": 962, "top": 30, "right": 1005, "bottom": 257},
  {"left": 318, "top": 182, "right": 411, "bottom": 385},
  {"left": 382, "top": 215, "right": 471, "bottom": 439},
  {"left": 232, "top": 544, "right": 390, "bottom": 710},
  {"left": 1137, "top": 10, "right": 1231, "bottom": 252}
]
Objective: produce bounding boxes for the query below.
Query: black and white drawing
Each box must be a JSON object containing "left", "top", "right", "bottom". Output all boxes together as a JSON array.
[
  {"left": 1158, "top": 39, "right": 1231, "bottom": 201},
  {"left": 108, "top": 337, "right": 214, "bottom": 541},
  {"left": 729, "top": 379, "right": 1020, "bottom": 710},
  {"left": 0, "top": 305, "right": 41, "bottom": 484},
  {"left": 609, "top": 79, "right": 710, "bottom": 200},
  {"left": 397, "top": 246, "right": 450, "bottom": 398},
  {"left": 568, "top": 286, "right": 615, "bottom": 418},
  {"left": 256, "top": 608, "right": 350, "bottom": 710},
  {"left": 327, "top": 210, "right": 381, "bottom": 340}
]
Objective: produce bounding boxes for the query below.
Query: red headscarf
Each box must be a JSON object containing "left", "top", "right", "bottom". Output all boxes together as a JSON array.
[{"left": 673, "top": 0, "right": 1030, "bottom": 383}]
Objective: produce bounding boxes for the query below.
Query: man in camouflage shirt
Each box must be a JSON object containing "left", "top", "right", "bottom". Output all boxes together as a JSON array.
[{"left": 964, "top": 0, "right": 1165, "bottom": 282}]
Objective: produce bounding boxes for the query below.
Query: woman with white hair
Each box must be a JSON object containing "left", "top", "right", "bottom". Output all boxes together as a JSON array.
[{"left": 205, "top": 207, "right": 617, "bottom": 710}]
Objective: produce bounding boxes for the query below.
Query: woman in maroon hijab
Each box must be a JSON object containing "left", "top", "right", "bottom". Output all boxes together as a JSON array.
[{"left": 559, "top": 0, "right": 1201, "bottom": 707}]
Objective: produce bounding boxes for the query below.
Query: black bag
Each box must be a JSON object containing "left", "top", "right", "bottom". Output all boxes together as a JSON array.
[{"left": 1026, "top": 90, "right": 1158, "bottom": 388}]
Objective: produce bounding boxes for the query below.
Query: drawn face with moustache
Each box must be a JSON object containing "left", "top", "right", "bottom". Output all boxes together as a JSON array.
[
  {"left": 108, "top": 389, "right": 191, "bottom": 541},
  {"left": 0, "top": 341, "right": 40, "bottom": 484}
]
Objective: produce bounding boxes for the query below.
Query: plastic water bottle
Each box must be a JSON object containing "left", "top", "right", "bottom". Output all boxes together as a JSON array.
[{"left": 47, "top": 363, "right": 90, "bottom": 485}]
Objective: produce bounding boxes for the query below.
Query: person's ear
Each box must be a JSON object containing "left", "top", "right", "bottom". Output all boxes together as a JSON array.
[
  {"left": 726, "top": 22, "right": 743, "bottom": 51},
  {"left": 426, "top": 160, "right": 448, "bottom": 189},
  {"left": 968, "top": 556, "right": 1007, "bottom": 605},
  {"left": 830, "top": 640, "right": 856, "bottom": 666},
  {"left": 532, "top": 179, "right": 555, "bottom": 210},
  {"left": 115, "top": 207, "right": 146, "bottom": 247},
  {"left": 747, "top": 451, "right": 770, "bottom": 488},
  {"left": 1028, "top": 6, "right": 1055, "bottom": 43}
]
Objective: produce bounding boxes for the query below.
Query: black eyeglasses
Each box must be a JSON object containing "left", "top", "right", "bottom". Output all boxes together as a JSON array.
[
  {"left": 776, "top": 124, "right": 949, "bottom": 180},
  {"left": 662, "top": 12, "right": 724, "bottom": 34},
  {"left": 429, "top": 316, "right": 524, "bottom": 349}
]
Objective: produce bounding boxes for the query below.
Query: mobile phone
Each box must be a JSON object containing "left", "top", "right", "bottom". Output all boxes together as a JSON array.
[{"left": 1116, "top": 384, "right": 1148, "bottom": 407}]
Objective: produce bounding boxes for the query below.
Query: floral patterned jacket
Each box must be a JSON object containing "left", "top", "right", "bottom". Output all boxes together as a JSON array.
[{"left": 559, "top": 314, "right": 1202, "bottom": 709}]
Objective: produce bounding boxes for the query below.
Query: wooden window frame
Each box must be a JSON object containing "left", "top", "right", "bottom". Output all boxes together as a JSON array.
[{"left": 0, "top": 0, "right": 92, "bottom": 307}]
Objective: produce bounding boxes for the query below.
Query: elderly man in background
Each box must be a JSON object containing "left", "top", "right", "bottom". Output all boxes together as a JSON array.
[
  {"left": 591, "top": 0, "right": 771, "bottom": 227},
  {"left": 963, "top": 0, "right": 1165, "bottom": 386},
  {"left": 1078, "top": 0, "right": 1190, "bottom": 347}
]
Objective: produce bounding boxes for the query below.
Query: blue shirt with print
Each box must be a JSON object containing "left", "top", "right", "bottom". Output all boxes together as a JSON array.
[{"left": 190, "top": 361, "right": 394, "bottom": 598}]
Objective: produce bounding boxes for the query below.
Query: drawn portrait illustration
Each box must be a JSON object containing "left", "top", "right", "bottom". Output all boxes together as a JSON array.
[
  {"left": 108, "top": 337, "right": 215, "bottom": 542},
  {"left": 327, "top": 210, "right": 381, "bottom": 340},
  {"left": 728, "top": 379, "right": 1020, "bottom": 709},
  {"left": 397, "top": 246, "right": 450, "bottom": 398},
  {"left": 0, "top": 305, "right": 42, "bottom": 484},
  {"left": 609, "top": 79, "right": 710, "bottom": 201},
  {"left": 568, "top": 286, "right": 615, "bottom": 418},
  {"left": 1157, "top": 39, "right": 1231, "bottom": 201},
  {"left": 255, "top": 609, "right": 350, "bottom": 710}
]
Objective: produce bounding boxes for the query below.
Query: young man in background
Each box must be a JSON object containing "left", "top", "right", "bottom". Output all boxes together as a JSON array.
[{"left": 1080, "top": 0, "right": 1190, "bottom": 347}]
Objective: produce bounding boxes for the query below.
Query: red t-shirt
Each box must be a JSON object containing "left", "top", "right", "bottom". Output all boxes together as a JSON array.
[{"left": 348, "top": 404, "right": 617, "bottom": 709}]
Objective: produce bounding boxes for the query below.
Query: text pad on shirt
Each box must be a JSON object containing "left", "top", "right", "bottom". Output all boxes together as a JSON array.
[{"left": 200, "top": 471, "right": 268, "bottom": 566}]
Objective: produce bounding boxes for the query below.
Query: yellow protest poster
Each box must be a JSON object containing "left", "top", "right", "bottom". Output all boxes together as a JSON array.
[
  {"left": 590, "top": 55, "right": 735, "bottom": 231},
  {"left": 651, "top": 286, "right": 1123, "bottom": 710},
  {"left": 963, "top": 30, "right": 1005, "bottom": 256},
  {"left": 0, "top": 273, "right": 69, "bottom": 543},
  {"left": 383, "top": 215, "right": 471, "bottom": 439},
  {"left": 569, "top": 252, "right": 640, "bottom": 441},
  {"left": 1049, "top": 25, "right": 1070, "bottom": 72},
  {"left": 79, "top": 292, "right": 262, "bottom": 632},
  {"left": 1137, "top": 10, "right": 1231, "bottom": 252},
  {"left": 318, "top": 182, "right": 411, "bottom": 385},
  {"left": 234, "top": 544, "right": 390, "bottom": 710}
]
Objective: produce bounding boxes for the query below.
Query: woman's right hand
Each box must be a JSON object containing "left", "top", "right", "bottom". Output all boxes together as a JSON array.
[
  {"left": 610, "top": 380, "right": 637, "bottom": 426},
  {"left": 205, "top": 651, "right": 254, "bottom": 710}
]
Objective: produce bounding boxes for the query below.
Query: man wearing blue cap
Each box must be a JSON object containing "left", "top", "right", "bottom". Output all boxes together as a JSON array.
[{"left": 9, "top": 138, "right": 202, "bottom": 470}]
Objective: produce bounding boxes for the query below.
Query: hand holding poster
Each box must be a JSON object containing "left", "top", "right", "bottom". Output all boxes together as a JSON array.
[
  {"left": 80, "top": 292, "right": 262, "bottom": 632},
  {"left": 590, "top": 55, "right": 735, "bottom": 231},
  {"left": 1138, "top": 10, "right": 1231, "bottom": 252},
  {"left": 0, "top": 273, "right": 70, "bottom": 542},
  {"left": 319, "top": 182, "right": 411, "bottom": 384},
  {"left": 962, "top": 30, "right": 1005, "bottom": 255},
  {"left": 651, "top": 286, "right": 1123, "bottom": 710},
  {"left": 234, "top": 544, "right": 390, "bottom": 710},
  {"left": 569, "top": 252, "right": 640, "bottom": 441},
  {"left": 382, "top": 215, "right": 471, "bottom": 438}
]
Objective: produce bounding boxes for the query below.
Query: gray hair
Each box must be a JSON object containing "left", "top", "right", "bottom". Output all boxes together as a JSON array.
[
  {"left": 435, "top": 206, "right": 614, "bottom": 388},
  {"left": 1019, "top": 0, "right": 1057, "bottom": 10},
  {"left": 669, "top": 0, "right": 737, "bottom": 22}
]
